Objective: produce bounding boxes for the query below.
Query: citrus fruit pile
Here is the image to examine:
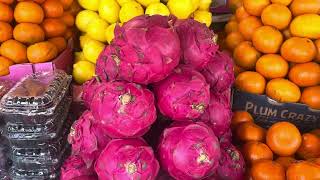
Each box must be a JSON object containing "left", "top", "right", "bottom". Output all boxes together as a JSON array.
[
  {"left": 232, "top": 111, "right": 320, "bottom": 179},
  {"left": 223, "top": 0, "right": 320, "bottom": 108},
  {"left": 0, "top": 0, "right": 79, "bottom": 77},
  {"left": 72, "top": 0, "right": 213, "bottom": 84}
]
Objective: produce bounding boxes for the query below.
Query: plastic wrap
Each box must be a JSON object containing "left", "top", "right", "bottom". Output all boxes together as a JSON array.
[{"left": 0, "top": 80, "right": 14, "bottom": 100}]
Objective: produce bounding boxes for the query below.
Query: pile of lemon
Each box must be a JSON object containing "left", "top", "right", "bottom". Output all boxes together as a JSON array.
[{"left": 72, "top": 0, "right": 213, "bottom": 84}]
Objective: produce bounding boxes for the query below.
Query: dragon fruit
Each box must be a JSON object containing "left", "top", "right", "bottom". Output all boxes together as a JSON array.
[
  {"left": 96, "top": 15, "right": 181, "bottom": 85},
  {"left": 202, "top": 51, "right": 235, "bottom": 93},
  {"left": 216, "top": 144, "right": 245, "bottom": 180},
  {"left": 199, "top": 91, "right": 232, "bottom": 137},
  {"left": 174, "top": 19, "right": 219, "bottom": 70},
  {"left": 153, "top": 66, "right": 210, "bottom": 121},
  {"left": 158, "top": 121, "right": 221, "bottom": 180},
  {"left": 60, "top": 155, "right": 96, "bottom": 180},
  {"left": 90, "top": 81, "right": 157, "bottom": 138},
  {"left": 95, "top": 138, "right": 160, "bottom": 180},
  {"left": 219, "top": 129, "right": 233, "bottom": 146},
  {"left": 82, "top": 77, "right": 105, "bottom": 108},
  {"left": 68, "top": 111, "right": 111, "bottom": 167}
]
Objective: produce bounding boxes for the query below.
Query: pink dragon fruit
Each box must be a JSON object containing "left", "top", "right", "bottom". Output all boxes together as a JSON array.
[
  {"left": 198, "top": 91, "right": 232, "bottom": 137},
  {"left": 158, "top": 121, "right": 221, "bottom": 180},
  {"left": 72, "top": 176, "right": 97, "bottom": 180},
  {"left": 81, "top": 77, "right": 105, "bottom": 108},
  {"left": 95, "top": 138, "right": 160, "bottom": 180},
  {"left": 96, "top": 15, "right": 181, "bottom": 85},
  {"left": 219, "top": 129, "right": 233, "bottom": 146},
  {"left": 202, "top": 51, "right": 235, "bottom": 93},
  {"left": 68, "top": 111, "right": 111, "bottom": 167},
  {"left": 60, "top": 155, "right": 96, "bottom": 180},
  {"left": 153, "top": 66, "right": 210, "bottom": 121},
  {"left": 216, "top": 144, "right": 245, "bottom": 180},
  {"left": 174, "top": 19, "right": 219, "bottom": 70},
  {"left": 90, "top": 81, "right": 157, "bottom": 138}
]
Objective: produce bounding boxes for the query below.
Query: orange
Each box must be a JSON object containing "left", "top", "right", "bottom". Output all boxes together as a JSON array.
[
  {"left": 288, "top": 62, "right": 320, "bottom": 87},
  {"left": 13, "top": 23, "right": 45, "bottom": 45},
  {"left": 238, "top": 16, "right": 262, "bottom": 40},
  {"left": 48, "top": 37, "right": 66, "bottom": 53},
  {"left": 17, "top": 0, "right": 46, "bottom": 4},
  {"left": 252, "top": 26, "right": 283, "bottom": 54},
  {"left": 275, "top": 157, "right": 297, "bottom": 170},
  {"left": 235, "top": 71, "right": 266, "bottom": 94},
  {"left": 250, "top": 160, "right": 285, "bottom": 180},
  {"left": 234, "top": 64, "right": 245, "bottom": 77},
  {"left": 286, "top": 161, "right": 320, "bottom": 180},
  {"left": 310, "top": 129, "right": 320, "bottom": 138},
  {"left": 233, "top": 41, "right": 261, "bottom": 70},
  {"left": 0, "top": 22, "right": 12, "bottom": 43},
  {"left": 315, "top": 39, "right": 320, "bottom": 63},
  {"left": 281, "top": 37, "right": 317, "bottom": 63},
  {"left": 64, "top": 28, "right": 73, "bottom": 39},
  {"left": 42, "top": 18, "right": 67, "bottom": 38},
  {"left": 271, "top": 0, "right": 293, "bottom": 5},
  {"left": 0, "top": 2, "right": 13, "bottom": 22},
  {"left": 261, "top": 4, "right": 292, "bottom": 30},
  {"left": 290, "top": 0, "right": 320, "bottom": 16},
  {"left": 14, "top": 1, "right": 44, "bottom": 24},
  {"left": 60, "top": 0, "right": 73, "bottom": 10},
  {"left": 67, "top": 0, "right": 81, "bottom": 16},
  {"left": 266, "top": 78, "right": 301, "bottom": 103},
  {"left": 243, "top": 0, "right": 270, "bottom": 16},
  {"left": 256, "top": 54, "right": 289, "bottom": 79},
  {"left": 300, "top": 86, "right": 320, "bottom": 110},
  {"left": 0, "top": 39, "right": 27, "bottom": 64},
  {"left": 225, "top": 32, "right": 244, "bottom": 50},
  {"left": 242, "top": 141, "right": 273, "bottom": 166},
  {"left": 42, "top": 0, "right": 64, "bottom": 18},
  {"left": 231, "top": 111, "right": 253, "bottom": 129},
  {"left": 224, "top": 20, "right": 238, "bottom": 34},
  {"left": 27, "top": 41, "right": 58, "bottom": 63},
  {"left": 308, "top": 158, "right": 320, "bottom": 166},
  {"left": 0, "top": 0, "right": 13, "bottom": 4},
  {"left": 296, "top": 133, "right": 320, "bottom": 159},
  {"left": 0, "top": 56, "right": 14, "bottom": 76},
  {"left": 228, "top": 0, "right": 243, "bottom": 12},
  {"left": 282, "top": 28, "right": 291, "bottom": 40},
  {"left": 236, "top": 122, "right": 266, "bottom": 142},
  {"left": 266, "top": 122, "right": 302, "bottom": 156},
  {"left": 235, "top": 6, "right": 250, "bottom": 21},
  {"left": 229, "top": 15, "right": 236, "bottom": 21},
  {"left": 60, "top": 12, "right": 74, "bottom": 27}
]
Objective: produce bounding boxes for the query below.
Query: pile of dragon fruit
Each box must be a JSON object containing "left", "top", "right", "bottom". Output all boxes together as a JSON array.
[{"left": 61, "top": 15, "right": 245, "bottom": 180}]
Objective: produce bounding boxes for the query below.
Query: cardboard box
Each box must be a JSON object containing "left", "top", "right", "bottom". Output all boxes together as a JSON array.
[{"left": 232, "top": 89, "right": 320, "bottom": 132}]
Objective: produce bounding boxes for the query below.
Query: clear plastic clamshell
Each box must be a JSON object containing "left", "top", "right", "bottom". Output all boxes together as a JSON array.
[
  {"left": 0, "top": 80, "right": 14, "bottom": 101},
  {"left": 0, "top": 70, "right": 72, "bottom": 125},
  {"left": 10, "top": 165, "right": 60, "bottom": 180}
]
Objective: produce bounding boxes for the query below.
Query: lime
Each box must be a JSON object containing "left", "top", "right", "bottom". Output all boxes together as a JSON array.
[
  {"left": 145, "top": 2, "right": 170, "bottom": 16},
  {"left": 78, "top": 0, "right": 100, "bottom": 11},
  {"left": 83, "top": 40, "right": 105, "bottom": 64},
  {"left": 73, "top": 60, "right": 96, "bottom": 84},
  {"left": 167, "top": 0, "right": 194, "bottom": 19},
  {"left": 119, "top": 1, "right": 144, "bottom": 23},
  {"left": 87, "top": 18, "right": 109, "bottom": 42},
  {"left": 75, "top": 10, "right": 100, "bottom": 32},
  {"left": 193, "top": 10, "right": 212, "bottom": 27},
  {"left": 136, "top": 0, "right": 160, "bottom": 7},
  {"left": 99, "top": 0, "right": 120, "bottom": 24}
]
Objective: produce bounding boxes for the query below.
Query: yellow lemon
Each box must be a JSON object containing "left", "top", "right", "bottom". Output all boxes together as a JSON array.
[
  {"left": 78, "top": 0, "right": 100, "bottom": 11},
  {"left": 167, "top": 0, "right": 194, "bottom": 19},
  {"left": 75, "top": 10, "right": 100, "bottom": 32},
  {"left": 80, "top": 34, "right": 94, "bottom": 49},
  {"left": 119, "top": 1, "right": 144, "bottom": 23},
  {"left": 198, "top": 0, "right": 211, "bottom": 10},
  {"left": 105, "top": 23, "right": 118, "bottom": 44},
  {"left": 117, "top": 0, "right": 135, "bottom": 6},
  {"left": 74, "top": 51, "right": 87, "bottom": 63},
  {"left": 193, "top": 10, "right": 212, "bottom": 27},
  {"left": 145, "top": 3, "right": 170, "bottom": 16},
  {"left": 99, "top": 0, "right": 120, "bottom": 24},
  {"left": 83, "top": 40, "right": 105, "bottom": 64},
  {"left": 192, "top": 0, "right": 200, "bottom": 11},
  {"left": 87, "top": 18, "right": 109, "bottom": 42},
  {"left": 136, "top": 0, "right": 160, "bottom": 7},
  {"left": 73, "top": 60, "right": 96, "bottom": 84}
]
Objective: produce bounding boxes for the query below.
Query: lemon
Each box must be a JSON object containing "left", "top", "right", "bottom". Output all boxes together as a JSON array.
[
  {"left": 192, "top": 0, "right": 200, "bottom": 11},
  {"left": 74, "top": 51, "right": 87, "bottom": 63},
  {"left": 117, "top": 0, "right": 135, "bottom": 6},
  {"left": 145, "top": 3, "right": 170, "bottom": 16},
  {"left": 87, "top": 18, "right": 109, "bottom": 42},
  {"left": 99, "top": 0, "right": 120, "bottom": 24},
  {"left": 119, "top": 1, "right": 144, "bottom": 23},
  {"left": 75, "top": 10, "right": 100, "bottom": 32},
  {"left": 80, "top": 34, "right": 94, "bottom": 49},
  {"left": 105, "top": 23, "right": 117, "bottom": 44},
  {"left": 83, "top": 40, "right": 105, "bottom": 64},
  {"left": 136, "top": 0, "right": 160, "bottom": 7},
  {"left": 193, "top": 10, "right": 212, "bottom": 27},
  {"left": 198, "top": 0, "right": 211, "bottom": 10},
  {"left": 78, "top": 0, "right": 100, "bottom": 11},
  {"left": 167, "top": 0, "right": 194, "bottom": 19},
  {"left": 73, "top": 60, "right": 96, "bottom": 84}
]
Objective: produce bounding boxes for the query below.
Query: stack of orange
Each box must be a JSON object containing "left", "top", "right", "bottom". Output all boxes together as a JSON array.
[
  {"left": 224, "top": 0, "right": 320, "bottom": 109},
  {"left": 0, "top": 0, "right": 81, "bottom": 76},
  {"left": 232, "top": 111, "right": 320, "bottom": 179}
]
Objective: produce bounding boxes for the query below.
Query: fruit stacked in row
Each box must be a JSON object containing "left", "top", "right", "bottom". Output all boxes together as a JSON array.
[
  {"left": 232, "top": 111, "right": 320, "bottom": 179},
  {"left": 0, "top": 0, "right": 78, "bottom": 77},
  {"left": 72, "top": 0, "right": 213, "bottom": 84},
  {"left": 61, "top": 15, "right": 244, "bottom": 180},
  {"left": 223, "top": 0, "right": 320, "bottom": 109}
]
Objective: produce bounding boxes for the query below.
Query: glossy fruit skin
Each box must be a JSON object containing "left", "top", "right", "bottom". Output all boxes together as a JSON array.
[
  {"left": 0, "top": 39, "right": 27, "bottom": 64},
  {"left": 266, "top": 78, "right": 301, "bottom": 103},
  {"left": 252, "top": 26, "right": 283, "bottom": 54},
  {"left": 42, "top": 0, "right": 64, "bottom": 18},
  {"left": 290, "top": 0, "right": 320, "bottom": 16},
  {"left": 275, "top": 157, "right": 297, "bottom": 170},
  {"left": 27, "top": 41, "right": 58, "bottom": 63},
  {"left": 255, "top": 54, "right": 288, "bottom": 79},
  {"left": 261, "top": 4, "right": 292, "bottom": 30},
  {"left": 231, "top": 111, "right": 254, "bottom": 129},
  {"left": 243, "top": 0, "right": 271, "bottom": 16},
  {"left": 286, "top": 161, "right": 320, "bottom": 180},
  {"left": 300, "top": 86, "right": 320, "bottom": 110},
  {"left": 42, "top": 18, "right": 67, "bottom": 38},
  {"left": 250, "top": 160, "right": 286, "bottom": 180},
  {"left": 235, "top": 71, "right": 266, "bottom": 95},
  {"left": 238, "top": 16, "right": 262, "bottom": 40},
  {"left": 236, "top": 122, "right": 266, "bottom": 142},
  {"left": 0, "top": 2, "right": 13, "bottom": 22},
  {"left": 14, "top": 1, "right": 44, "bottom": 24},
  {"left": 289, "top": 62, "right": 320, "bottom": 87},
  {"left": 290, "top": 14, "right": 320, "bottom": 39},
  {"left": 281, "top": 37, "right": 317, "bottom": 63},
  {"left": 13, "top": 23, "right": 45, "bottom": 44},
  {"left": 233, "top": 41, "right": 261, "bottom": 70},
  {"left": 0, "top": 22, "right": 12, "bottom": 43},
  {"left": 266, "top": 122, "right": 302, "bottom": 156},
  {"left": 242, "top": 141, "right": 273, "bottom": 166},
  {"left": 296, "top": 133, "right": 320, "bottom": 159}
]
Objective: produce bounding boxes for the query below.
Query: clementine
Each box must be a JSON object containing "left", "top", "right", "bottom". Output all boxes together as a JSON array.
[
  {"left": 236, "top": 122, "right": 266, "bottom": 142},
  {"left": 275, "top": 157, "right": 297, "bottom": 170},
  {"left": 42, "top": 0, "right": 64, "bottom": 18},
  {"left": 13, "top": 23, "right": 45, "bottom": 45},
  {"left": 296, "top": 133, "right": 320, "bottom": 159},
  {"left": 64, "top": 28, "right": 73, "bottom": 39},
  {"left": 252, "top": 26, "right": 283, "bottom": 54},
  {"left": 256, "top": 54, "right": 289, "bottom": 79},
  {"left": 60, "top": 12, "right": 74, "bottom": 27},
  {"left": 27, "top": 41, "right": 58, "bottom": 63},
  {"left": 228, "top": 0, "right": 243, "bottom": 12},
  {"left": 60, "top": 0, "right": 73, "bottom": 10},
  {"left": 0, "top": 0, "right": 13, "bottom": 4},
  {"left": 315, "top": 39, "right": 320, "bottom": 63},
  {"left": 238, "top": 16, "right": 262, "bottom": 40},
  {"left": 310, "top": 129, "right": 320, "bottom": 138},
  {"left": 288, "top": 62, "right": 320, "bottom": 87},
  {"left": 234, "top": 64, "right": 245, "bottom": 77},
  {"left": 42, "top": 18, "right": 67, "bottom": 38},
  {"left": 261, "top": 4, "right": 292, "bottom": 30},
  {"left": 233, "top": 41, "right": 261, "bottom": 70},
  {"left": 48, "top": 37, "right": 66, "bottom": 53},
  {"left": 243, "top": 0, "right": 270, "bottom": 16},
  {"left": 225, "top": 31, "right": 244, "bottom": 50},
  {"left": 0, "top": 22, "right": 12, "bottom": 43},
  {"left": 235, "top": 6, "right": 250, "bottom": 21},
  {"left": 281, "top": 37, "right": 317, "bottom": 63},
  {"left": 235, "top": 71, "right": 266, "bottom": 94},
  {"left": 14, "top": 1, "right": 44, "bottom": 24},
  {"left": 266, "top": 78, "right": 301, "bottom": 103},
  {"left": 231, "top": 111, "right": 253, "bottom": 129},
  {"left": 66, "top": 0, "right": 81, "bottom": 16},
  {"left": 271, "top": 0, "right": 293, "bottom": 6},
  {"left": 0, "top": 56, "right": 13, "bottom": 76},
  {"left": 308, "top": 158, "right": 320, "bottom": 166},
  {"left": 287, "top": 161, "right": 320, "bottom": 180},
  {"left": 250, "top": 160, "right": 285, "bottom": 180},
  {"left": 290, "top": 0, "right": 320, "bottom": 16},
  {"left": 0, "top": 39, "right": 27, "bottom": 64},
  {"left": 300, "top": 86, "right": 320, "bottom": 110},
  {"left": 0, "top": 2, "right": 13, "bottom": 22},
  {"left": 224, "top": 20, "right": 238, "bottom": 34},
  {"left": 242, "top": 141, "right": 273, "bottom": 165}
]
